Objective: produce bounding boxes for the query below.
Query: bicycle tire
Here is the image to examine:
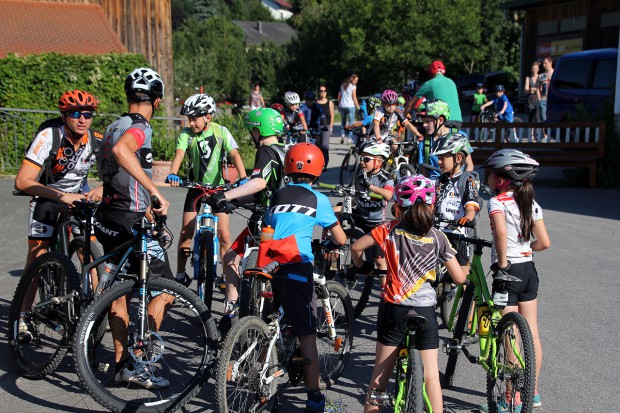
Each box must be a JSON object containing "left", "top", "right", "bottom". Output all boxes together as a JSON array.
[
  {"left": 74, "top": 277, "right": 218, "bottom": 413},
  {"left": 443, "top": 283, "right": 475, "bottom": 388},
  {"left": 238, "top": 248, "right": 260, "bottom": 318},
  {"left": 440, "top": 282, "right": 459, "bottom": 329},
  {"left": 339, "top": 149, "right": 359, "bottom": 188},
  {"left": 198, "top": 230, "right": 216, "bottom": 310},
  {"left": 8, "top": 252, "right": 80, "bottom": 379},
  {"left": 316, "top": 281, "right": 354, "bottom": 388},
  {"left": 486, "top": 312, "right": 535, "bottom": 413},
  {"left": 404, "top": 348, "right": 424, "bottom": 413},
  {"left": 397, "top": 163, "right": 417, "bottom": 181},
  {"left": 215, "top": 316, "right": 278, "bottom": 413}
]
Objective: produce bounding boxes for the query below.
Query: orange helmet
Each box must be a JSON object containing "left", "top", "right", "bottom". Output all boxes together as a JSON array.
[
  {"left": 284, "top": 143, "right": 324, "bottom": 177},
  {"left": 58, "top": 90, "right": 98, "bottom": 112}
]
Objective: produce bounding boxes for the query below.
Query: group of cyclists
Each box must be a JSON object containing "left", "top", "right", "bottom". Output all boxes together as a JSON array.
[{"left": 13, "top": 61, "right": 550, "bottom": 413}]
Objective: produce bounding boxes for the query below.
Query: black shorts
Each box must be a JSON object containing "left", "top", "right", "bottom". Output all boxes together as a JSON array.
[
  {"left": 353, "top": 215, "right": 385, "bottom": 260},
  {"left": 494, "top": 261, "right": 539, "bottom": 306},
  {"left": 183, "top": 188, "right": 208, "bottom": 213},
  {"left": 93, "top": 208, "right": 173, "bottom": 281},
  {"left": 271, "top": 262, "right": 317, "bottom": 337},
  {"left": 28, "top": 197, "right": 68, "bottom": 240},
  {"left": 376, "top": 302, "right": 438, "bottom": 350}
]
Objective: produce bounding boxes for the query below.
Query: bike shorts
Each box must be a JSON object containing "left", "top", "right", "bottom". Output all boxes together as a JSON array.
[
  {"left": 497, "top": 112, "right": 514, "bottom": 123},
  {"left": 377, "top": 302, "right": 438, "bottom": 350},
  {"left": 28, "top": 197, "right": 68, "bottom": 240},
  {"left": 271, "top": 262, "right": 317, "bottom": 337},
  {"left": 183, "top": 188, "right": 209, "bottom": 213},
  {"left": 352, "top": 215, "right": 385, "bottom": 260},
  {"left": 93, "top": 208, "right": 173, "bottom": 281},
  {"left": 494, "top": 261, "right": 539, "bottom": 306}
]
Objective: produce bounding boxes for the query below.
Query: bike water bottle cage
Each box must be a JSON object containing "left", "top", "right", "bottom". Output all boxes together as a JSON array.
[{"left": 366, "top": 388, "right": 388, "bottom": 406}]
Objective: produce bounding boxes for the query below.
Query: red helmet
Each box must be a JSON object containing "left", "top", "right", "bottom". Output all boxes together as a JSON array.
[
  {"left": 271, "top": 103, "right": 284, "bottom": 113},
  {"left": 58, "top": 90, "right": 98, "bottom": 112},
  {"left": 428, "top": 60, "right": 446, "bottom": 76},
  {"left": 284, "top": 143, "right": 324, "bottom": 177}
]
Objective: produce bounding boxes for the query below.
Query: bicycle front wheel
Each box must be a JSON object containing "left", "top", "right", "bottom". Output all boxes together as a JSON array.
[
  {"left": 443, "top": 283, "right": 475, "bottom": 388},
  {"left": 405, "top": 347, "right": 424, "bottom": 413},
  {"left": 486, "top": 311, "right": 535, "bottom": 413},
  {"left": 74, "top": 277, "right": 218, "bottom": 413},
  {"left": 339, "top": 149, "right": 359, "bottom": 188},
  {"left": 198, "top": 230, "right": 215, "bottom": 310},
  {"left": 8, "top": 252, "right": 80, "bottom": 379},
  {"left": 316, "top": 281, "right": 354, "bottom": 388},
  {"left": 215, "top": 316, "right": 278, "bottom": 413}
]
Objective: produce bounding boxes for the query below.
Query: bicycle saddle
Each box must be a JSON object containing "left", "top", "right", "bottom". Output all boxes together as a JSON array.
[
  {"left": 401, "top": 309, "right": 427, "bottom": 332},
  {"left": 243, "top": 261, "right": 280, "bottom": 281}
]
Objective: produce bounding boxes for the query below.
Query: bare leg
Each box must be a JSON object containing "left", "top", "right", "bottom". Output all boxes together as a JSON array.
[
  {"left": 300, "top": 334, "right": 320, "bottom": 391},
  {"left": 420, "top": 348, "right": 443, "bottom": 413},
  {"left": 223, "top": 248, "right": 241, "bottom": 305},
  {"left": 176, "top": 212, "right": 197, "bottom": 274},
  {"left": 363, "top": 342, "right": 399, "bottom": 413}
]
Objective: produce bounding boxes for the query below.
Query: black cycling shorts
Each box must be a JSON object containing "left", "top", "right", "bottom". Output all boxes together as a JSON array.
[
  {"left": 376, "top": 302, "right": 438, "bottom": 350},
  {"left": 28, "top": 197, "right": 68, "bottom": 240},
  {"left": 94, "top": 208, "right": 173, "bottom": 281},
  {"left": 183, "top": 188, "right": 208, "bottom": 213},
  {"left": 494, "top": 261, "right": 539, "bottom": 306},
  {"left": 271, "top": 262, "right": 317, "bottom": 337}
]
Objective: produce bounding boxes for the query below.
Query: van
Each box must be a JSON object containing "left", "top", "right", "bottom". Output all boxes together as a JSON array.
[{"left": 547, "top": 48, "right": 617, "bottom": 122}]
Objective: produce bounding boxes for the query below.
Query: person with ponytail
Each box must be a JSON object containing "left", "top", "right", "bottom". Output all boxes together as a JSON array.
[
  {"left": 481, "top": 149, "right": 551, "bottom": 411},
  {"left": 351, "top": 175, "right": 466, "bottom": 413}
]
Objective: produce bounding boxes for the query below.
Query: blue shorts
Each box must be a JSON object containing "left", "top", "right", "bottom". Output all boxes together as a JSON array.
[{"left": 497, "top": 112, "right": 514, "bottom": 123}]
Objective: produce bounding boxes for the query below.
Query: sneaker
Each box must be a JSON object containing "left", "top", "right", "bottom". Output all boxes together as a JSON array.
[
  {"left": 175, "top": 272, "right": 192, "bottom": 287},
  {"left": 340, "top": 137, "right": 345, "bottom": 144},
  {"left": 114, "top": 360, "right": 170, "bottom": 389},
  {"left": 18, "top": 319, "right": 33, "bottom": 343},
  {"left": 305, "top": 397, "right": 343, "bottom": 412},
  {"left": 532, "top": 393, "right": 541, "bottom": 408},
  {"left": 480, "top": 400, "right": 522, "bottom": 413}
]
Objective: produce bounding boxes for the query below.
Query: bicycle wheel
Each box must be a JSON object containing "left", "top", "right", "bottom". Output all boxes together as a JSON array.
[
  {"left": 486, "top": 312, "right": 535, "bottom": 413},
  {"left": 238, "top": 248, "right": 263, "bottom": 318},
  {"left": 334, "top": 227, "right": 375, "bottom": 318},
  {"left": 339, "top": 149, "right": 359, "bottom": 188},
  {"left": 215, "top": 316, "right": 278, "bottom": 413},
  {"left": 443, "top": 284, "right": 475, "bottom": 388},
  {"left": 316, "top": 281, "right": 353, "bottom": 388},
  {"left": 8, "top": 252, "right": 80, "bottom": 379},
  {"left": 397, "top": 163, "right": 417, "bottom": 181},
  {"left": 405, "top": 348, "right": 424, "bottom": 413},
  {"left": 74, "top": 277, "right": 218, "bottom": 413},
  {"left": 69, "top": 236, "right": 105, "bottom": 279},
  {"left": 198, "top": 230, "right": 216, "bottom": 310}
]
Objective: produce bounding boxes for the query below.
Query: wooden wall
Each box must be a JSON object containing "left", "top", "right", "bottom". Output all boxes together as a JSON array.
[{"left": 26, "top": 0, "right": 174, "bottom": 116}]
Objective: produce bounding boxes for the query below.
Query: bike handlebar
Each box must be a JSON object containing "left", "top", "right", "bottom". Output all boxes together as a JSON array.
[
  {"left": 433, "top": 217, "right": 476, "bottom": 229},
  {"left": 317, "top": 182, "right": 383, "bottom": 200},
  {"left": 441, "top": 230, "right": 492, "bottom": 248}
]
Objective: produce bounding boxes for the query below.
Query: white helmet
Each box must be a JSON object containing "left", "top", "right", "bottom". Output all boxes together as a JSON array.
[
  {"left": 284, "top": 91, "right": 300, "bottom": 105},
  {"left": 360, "top": 141, "right": 391, "bottom": 160},
  {"left": 124, "top": 67, "right": 164, "bottom": 101},
  {"left": 180, "top": 94, "right": 216, "bottom": 117}
]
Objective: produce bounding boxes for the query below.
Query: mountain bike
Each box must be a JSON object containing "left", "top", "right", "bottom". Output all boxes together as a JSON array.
[
  {"left": 215, "top": 262, "right": 353, "bottom": 412},
  {"left": 284, "top": 130, "right": 313, "bottom": 151},
  {"left": 8, "top": 198, "right": 104, "bottom": 379},
  {"left": 477, "top": 108, "right": 522, "bottom": 143},
  {"left": 384, "top": 140, "right": 418, "bottom": 182},
  {"left": 317, "top": 182, "right": 384, "bottom": 318},
  {"left": 176, "top": 180, "right": 233, "bottom": 310},
  {"left": 73, "top": 196, "right": 219, "bottom": 412},
  {"left": 367, "top": 309, "right": 432, "bottom": 413},
  {"left": 441, "top": 231, "right": 535, "bottom": 413},
  {"left": 339, "top": 129, "right": 369, "bottom": 187}
]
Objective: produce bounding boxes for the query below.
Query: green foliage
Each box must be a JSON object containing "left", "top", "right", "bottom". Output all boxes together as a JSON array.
[{"left": 216, "top": 111, "right": 256, "bottom": 168}]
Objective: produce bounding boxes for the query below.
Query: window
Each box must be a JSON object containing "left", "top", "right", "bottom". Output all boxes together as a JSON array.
[
  {"left": 538, "top": 20, "right": 557, "bottom": 35},
  {"left": 592, "top": 59, "right": 617, "bottom": 89},
  {"left": 553, "top": 60, "right": 590, "bottom": 89},
  {"left": 560, "top": 16, "right": 586, "bottom": 32},
  {"left": 601, "top": 11, "right": 620, "bottom": 28}
]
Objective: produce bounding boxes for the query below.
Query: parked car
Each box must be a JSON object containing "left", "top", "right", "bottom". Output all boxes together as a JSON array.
[{"left": 547, "top": 48, "right": 617, "bottom": 122}]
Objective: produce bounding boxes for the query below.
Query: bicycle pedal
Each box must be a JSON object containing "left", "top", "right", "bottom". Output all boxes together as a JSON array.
[{"left": 444, "top": 339, "right": 461, "bottom": 354}]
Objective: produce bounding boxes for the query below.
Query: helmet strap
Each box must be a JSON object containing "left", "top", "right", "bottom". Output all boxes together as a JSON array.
[{"left": 494, "top": 176, "right": 512, "bottom": 194}]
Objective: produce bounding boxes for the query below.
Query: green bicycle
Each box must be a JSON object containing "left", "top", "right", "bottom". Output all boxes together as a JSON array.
[{"left": 442, "top": 232, "right": 536, "bottom": 413}]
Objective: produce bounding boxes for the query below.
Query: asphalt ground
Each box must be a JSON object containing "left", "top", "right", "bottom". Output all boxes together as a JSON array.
[{"left": 0, "top": 133, "right": 619, "bottom": 412}]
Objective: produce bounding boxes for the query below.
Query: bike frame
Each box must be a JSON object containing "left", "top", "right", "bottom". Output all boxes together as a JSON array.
[{"left": 193, "top": 202, "right": 219, "bottom": 300}]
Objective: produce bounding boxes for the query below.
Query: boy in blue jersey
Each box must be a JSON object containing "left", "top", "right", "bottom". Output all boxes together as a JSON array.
[
  {"left": 263, "top": 142, "right": 347, "bottom": 412},
  {"left": 480, "top": 85, "right": 517, "bottom": 142}
]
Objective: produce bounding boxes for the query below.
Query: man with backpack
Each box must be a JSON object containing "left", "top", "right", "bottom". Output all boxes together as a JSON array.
[
  {"left": 14, "top": 89, "right": 102, "bottom": 341},
  {"left": 206, "top": 107, "right": 287, "bottom": 337}
]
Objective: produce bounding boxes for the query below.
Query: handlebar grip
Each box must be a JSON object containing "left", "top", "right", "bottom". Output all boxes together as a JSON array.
[
  {"left": 151, "top": 195, "right": 162, "bottom": 209},
  {"left": 369, "top": 193, "right": 383, "bottom": 200},
  {"left": 318, "top": 182, "right": 337, "bottom": 190}
]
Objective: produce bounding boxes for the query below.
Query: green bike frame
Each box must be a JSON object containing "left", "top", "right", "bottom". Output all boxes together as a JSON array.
[{"left": 394, "top": 335, "right": 432, "bottom": 413}]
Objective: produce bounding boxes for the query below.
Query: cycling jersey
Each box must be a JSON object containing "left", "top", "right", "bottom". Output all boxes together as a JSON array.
[
  {"left": 264, "top": 183, "right": 339, "bottom": 263},
  {"left": 24, "top": 125, "right": 99, "bottom": 194},
  {"left": 492, "top": 95, "right": 514, "bottom": 120},
  {"left": 176, "top": 122, "right": 239, "bottom": 184},
  {"left": 488, "top": 192, "right": 543, "bottom": 264},
  {"left": 435, "top": 171, "right": 480, "bottom": 225},
  {"left": 372, "top": 107, "right": 408, "bottom": 141},
  {"left": 98, "top": 113, "right": 153, "bottom": 212},
  {"left": 250, "top": 143, "right": 286, "bottom": 206},
  {"left": 283, "top": 108, "right": 306, "bottom": 132},
  {"left": 354, "top": 169, "right": 394, "bottom": 224},
  {"left": 371, "top": 219, "right": 456, "bottom": 306},
  {"left": 300, "top": 103, "right": 326, "bottom": 132}
]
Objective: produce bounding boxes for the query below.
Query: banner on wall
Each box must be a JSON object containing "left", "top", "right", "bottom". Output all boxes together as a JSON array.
[{"left": 537, "top": 38, "right": 583, "bottom": 57}]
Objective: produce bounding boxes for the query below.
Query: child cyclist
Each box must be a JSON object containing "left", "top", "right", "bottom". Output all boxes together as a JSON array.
[
  {"left": 480, "top": 149, "right": 550, "bottom": 412},
  {"left": 343, "top": 96, "right": 381, "bottom": 145},
  {"left": 350, "top": 175, "right": 467, "bottom": 413},
  {"left": 260, "top": 142, "right": 347, "bottom": 412},
  {"left": 480, "top": 84, "right": 517, "bottom": 142},
  {"left": 282, "top": 91, "right": 309, "bottom": 139},
  {"left": 372, "top": 89, "right": 422, "bottom": 145},
  {"left": 431, "top": 131, "right": 479, "bottom": 274},
  {"left": 167, "top": 93, "right": 247, "bottom": 286}
]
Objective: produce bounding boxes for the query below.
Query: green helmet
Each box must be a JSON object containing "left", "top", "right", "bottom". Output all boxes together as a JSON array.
[
  {"left": 421, "top": 99, "right": 450, "bottom": 120},
  {"left": 245, "top": 108, "right": 284, "bottom": 137},
  {"left": 431, "top": 132, "right": 472, "bottom": 156},
  {"left": 368, "top": 96, "right": 382, "bottom": 111}
]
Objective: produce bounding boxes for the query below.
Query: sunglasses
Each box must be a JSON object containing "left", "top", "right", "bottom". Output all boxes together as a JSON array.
[
  {"left": 360, "top": 156, "right": 377, "bottom": 163},
  {"left": 319, "top": 89, "right": 327, "bottom": 92},
  {"left": 67, "top": 111, "right": 93, "bottom": 119}
]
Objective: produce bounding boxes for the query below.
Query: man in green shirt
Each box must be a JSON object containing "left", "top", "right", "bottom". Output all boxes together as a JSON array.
[{"left": 167, "top": 93, "right": 247, "bottom": 285}]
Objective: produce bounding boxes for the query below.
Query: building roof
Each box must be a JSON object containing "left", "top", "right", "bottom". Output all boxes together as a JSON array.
[
  {"left": 0, "top": 0, "right": 126, "bottom": 58},
  {"left": 232, "top": 21, "right": 296, "bottom": 46},
  {"left": 273, "top": 0, "right": 293, "bottom": 9}
]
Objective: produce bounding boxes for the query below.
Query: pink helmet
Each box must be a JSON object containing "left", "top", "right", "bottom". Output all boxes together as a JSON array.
[
  {"left": 396, "top": 175, "right": 436, "bottom": 207},
  {"left": 428, "top": 60, "right": 446, "bottom": 76},
  {"left": 381, "top": 89, "right": 399, "bottom": 104}
]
